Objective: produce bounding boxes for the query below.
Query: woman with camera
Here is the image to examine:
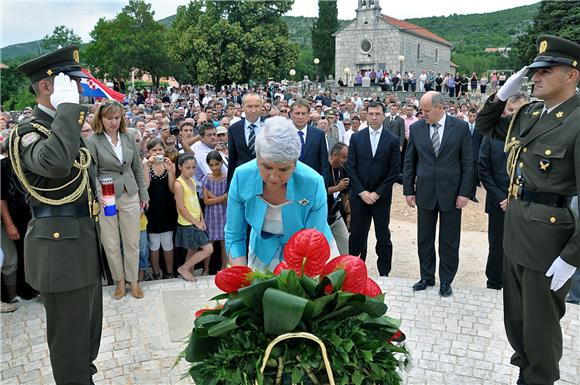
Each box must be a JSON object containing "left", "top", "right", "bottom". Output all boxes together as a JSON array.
[
  {"left": 87, "top": 101, "right": 149, "bottom": 299},
  {"left": 143, "top": 139, "right": 177, "bottom": 280}
]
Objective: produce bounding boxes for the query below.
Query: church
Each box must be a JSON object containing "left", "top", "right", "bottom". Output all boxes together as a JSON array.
[{"left": 334, "top": 0, "right": 454, "bottom": 83}]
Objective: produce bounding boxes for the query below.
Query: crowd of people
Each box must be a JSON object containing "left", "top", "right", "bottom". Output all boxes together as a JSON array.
[
  {"left": 1, "top": 78, "right": 578, "bottom": 304},
  {"left": 2, "top": 35, "right": 580, "bottom": 385}
]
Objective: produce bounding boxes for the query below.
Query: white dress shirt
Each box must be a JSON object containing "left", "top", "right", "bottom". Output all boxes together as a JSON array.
[
  {"left": 368, "top": 126, "right": 383, "bottom": 157},
  {"left": 104, "top": 131, "right": 123, "bottom": 163},
  {"left": 244, "top": 118, "right": 262, "bottom": 146}
]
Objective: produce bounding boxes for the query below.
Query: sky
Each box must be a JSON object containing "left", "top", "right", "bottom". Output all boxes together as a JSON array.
[{"left": 1, "top": 0, "right": 539, "bottom": 48}]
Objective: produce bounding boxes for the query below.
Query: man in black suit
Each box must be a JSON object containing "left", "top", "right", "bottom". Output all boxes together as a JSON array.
[
  {"left": 384, "top": 104, "right": 405, "bottom": 183},
  {"left": 478, "top": 93, "right": 528, "bottom": 290},
  {"left": 467, "top": 108, "right": 483, "bottom": 202},
  {"left": 290, "top": 99, "right": 329, "bottom": 183},
  {"left": 403, "top": 91, "right": 473, "bottom": 297},
  {"left": 227, "top": 92, "right": 263, "bottom": 185},
  {"left": 347, "top": 101, "right": 400, "bottom": 276}
]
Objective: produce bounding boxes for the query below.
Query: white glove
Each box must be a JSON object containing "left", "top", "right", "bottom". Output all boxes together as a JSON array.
[
  {"left": 50, "top": 73, "right": 80, "bottom": 108},
  {"left": 496, "top": 66, "right": 528, "bottom": 102},
  {"left": 545, "top": 256, "right": 576, "bottom": 291}
]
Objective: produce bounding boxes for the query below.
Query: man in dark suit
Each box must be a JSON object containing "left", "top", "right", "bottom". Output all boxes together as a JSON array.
[
  {"left": 347, "top": 101, "right": 400, "bottom": 276},
  {"left": 403, "top": 91, "right": 473, "bottom": 297},
  {"left": 478, "top": 94, "right": 529, "bottom": 290},
  {"left": 290, "top": 99, "right": 329, "bottom": 183},
  {"left": 384, "top": 104, "right": 405, "bottom": 148},
  {"left": 467, "top": 108, "right": 483, "bottom": 202},
  {"left": 227, "top": 92, "right": 263, "bottom": 185},
  {"left": 384, "top": 104, "right": 405, "bottom": 183}
]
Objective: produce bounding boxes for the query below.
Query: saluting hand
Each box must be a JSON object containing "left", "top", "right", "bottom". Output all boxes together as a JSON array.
[{"left": 50, "top": 73, "right": 80, "bottom": 108}]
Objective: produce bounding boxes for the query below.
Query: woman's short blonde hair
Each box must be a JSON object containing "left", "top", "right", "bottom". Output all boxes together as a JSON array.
[{"left": 92, "top": 102, "right": 127, "bottom": 134}]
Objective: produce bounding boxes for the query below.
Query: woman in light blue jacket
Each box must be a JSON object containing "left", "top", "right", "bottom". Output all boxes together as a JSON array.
[{"left": 225, "top": 116, "right": 335, "bottom": 272}]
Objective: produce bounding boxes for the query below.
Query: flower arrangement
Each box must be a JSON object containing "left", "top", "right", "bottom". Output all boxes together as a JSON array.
[{"left": 177, "top": 229, "right": 410, "bottom": 385}]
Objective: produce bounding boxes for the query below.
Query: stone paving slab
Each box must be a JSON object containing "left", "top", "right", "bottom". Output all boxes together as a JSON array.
[{"left": 1, "top": 277, "right": 578, "bottom": 385}]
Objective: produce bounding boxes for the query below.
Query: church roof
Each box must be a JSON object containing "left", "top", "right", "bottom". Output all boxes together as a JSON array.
[{"left": 382, "top": 15, "right": 453, "bottom": 47}]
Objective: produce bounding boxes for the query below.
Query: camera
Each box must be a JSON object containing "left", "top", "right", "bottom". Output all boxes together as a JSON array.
[
  {"left": 169, "top": 123, "right": 180, "bottom": 136},
  {"left": 154, "top": 155, "right": 164, "bottom": 163}
]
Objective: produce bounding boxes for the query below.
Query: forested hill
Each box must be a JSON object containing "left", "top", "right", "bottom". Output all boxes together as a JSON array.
[{"left": 406, "top": 3, "right": 540, "bottom": 54}]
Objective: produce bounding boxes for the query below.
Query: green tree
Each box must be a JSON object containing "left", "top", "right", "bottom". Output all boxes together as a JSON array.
[
  {"left": 514, "top": 1, "right": 580, "bottom": 67},
  {"left": 311, "top": 0, "right": 338, "bottom": 81},
  {"left": 0, "top": 59, "right": 36, "bottom": 111},
  {"left": 84, "top": 0, "right": 171, "bottom": 87},
  {"left": 166, "top": 0, "right": 298, "bottom": 86},
  {"left": 40, "top": 26, "right": 83, "bottom": 53}
]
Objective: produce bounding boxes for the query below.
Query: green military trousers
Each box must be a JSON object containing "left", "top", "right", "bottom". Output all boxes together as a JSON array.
[
  {"left": 41, "top": 281, "right": 102, "bottom": 385},
  {"left": 503, "top": 256, "right": 571, "bottom": 385}
]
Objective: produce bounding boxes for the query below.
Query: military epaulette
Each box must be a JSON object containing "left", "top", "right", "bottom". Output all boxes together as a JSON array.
[{"left": 13, "top": 118, "right": 51, "bottom": 139}]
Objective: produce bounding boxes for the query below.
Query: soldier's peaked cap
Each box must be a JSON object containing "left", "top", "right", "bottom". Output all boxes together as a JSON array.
[
  {"left": 528, "top": 35, "right": 580, "bottom": 70},
  {"left": 17, "top": 45, "right": 89, "bottom": 83}
]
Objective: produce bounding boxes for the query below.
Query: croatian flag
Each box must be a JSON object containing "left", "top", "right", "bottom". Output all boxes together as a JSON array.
[{"left": 80, "top": 69, "right": 125, "bottom": 103}]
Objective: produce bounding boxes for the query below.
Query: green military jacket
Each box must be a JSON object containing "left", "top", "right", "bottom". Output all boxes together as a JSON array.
[
  {"left": 9, "top": 103, "right": 101, "bottom": 293},
  {"left": 476, "top": 94, "right": 580, "bottom": 272}
]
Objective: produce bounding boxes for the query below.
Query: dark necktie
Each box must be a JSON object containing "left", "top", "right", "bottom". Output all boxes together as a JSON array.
[
  {"left": 248, "top": 123, "right": 256, "bottom": 156},
  {"left": 298, "top": 130, "right": 305, "bottom": 160},
  {"left": 431, "top": 123, "right": 441, "bottom": 156}
]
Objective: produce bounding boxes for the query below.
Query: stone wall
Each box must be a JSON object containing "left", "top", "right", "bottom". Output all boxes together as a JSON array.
[{"left": 400, "top": 33, "right": 452, "bottom": 76}]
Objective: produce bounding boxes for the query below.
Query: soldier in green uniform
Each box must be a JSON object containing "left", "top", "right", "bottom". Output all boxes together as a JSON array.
[
  {"left": 476, "top": 35, "right": 580, "bottom": 385},
  {"left": 9, "top": 46, "right": 103, "bottom": 384}
]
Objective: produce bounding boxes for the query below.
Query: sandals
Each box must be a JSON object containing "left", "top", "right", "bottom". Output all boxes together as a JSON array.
[
  {"left": 113, "top": 284, "right": 126, "bottom": 300},
  {"left": 130, "top": 284, "right": 144, "bottom": 299},
  {"left": 1, "top": 302, "right": 17, "bottom": 313}
]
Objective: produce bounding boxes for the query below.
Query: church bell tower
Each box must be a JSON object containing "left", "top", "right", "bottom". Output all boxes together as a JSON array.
[{"left": 356, "top": 0, "right": 382, "bottom": 25}]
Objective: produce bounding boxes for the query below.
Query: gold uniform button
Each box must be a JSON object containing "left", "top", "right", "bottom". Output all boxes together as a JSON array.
[
  {"left": 53, "top": 232, "right": 60, "bottom": 239},
  {"left": 545, "top": 149, "right": 552, "bottom": 156},
  {"left": 519, "top": 162, "right": 524, "bottom": 168},
  {"left": 523, "top": 147, "right": 527, "bottom": 153},
  {"left": 549, "top": 217, "right": 557, "bottom": 224}
]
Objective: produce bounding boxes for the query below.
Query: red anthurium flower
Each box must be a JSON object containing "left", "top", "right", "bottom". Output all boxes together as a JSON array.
[
  {"left": 273, "top": 260, "right": 290, "bottom": 275},
  {"left": 215, "top": 266, "right": 253, "bottom": 293},
  {"left": 283, "top": 229, "right": 330, "bottom": 277},
  {"left": 388, "top": 330, "right": 403, "bottom": 343},
  {"left": 321, "top": 255, "right": 367, "bottom": 294},
  {"left": 364, "top": 277, "right": 382, "bottom": 298},
  {"left": 195, "top": 304, "right": 224, "bottom": 318}
]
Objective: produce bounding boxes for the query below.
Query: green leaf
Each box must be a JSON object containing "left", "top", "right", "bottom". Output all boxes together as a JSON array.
[
  {"left": 300, "top": 275, "right": 318, "bottom": 295},
  {"left": 184, "top": 333, "right": 218, "bottom": 362},
  {"left": 237, "top": 278, "right": 279, "bottom": 314},
  {"left": 316, "top": 269, "right": 346, "bottom": 295},
  {"left": 303, "top": 292, "right": 337, "bottom": 320},
  {"left": 194, "top": 314, "right": 227, "bottom": 333},
  {"left": 208, "top": 316, "right": 243, "bottom": 337},
  {"left": 362, "top": 316, "right": 402, "bottom": 331},
  {"left": 209, "top": 293, "right": 230, "bottom": 301},
  {"left": 291, "top": 366, "right": 305, "bottom": 383},
  {"left": 285, "top": 270, "right": 306, "bottom": 297},
  {"left": 352, "top": 371, "right": 364, "bottom": 385},
  {"left": 221, "top": 297, "right": 247, "bottom": 315},
  {"left": 361, "top": 350, "right": 373, "bottom": 363},
  {"left": 263, "top": 288, "right": 309, "bottom": 334},
  {"left": 350, "top": 297, "right": 388, "bottom": 318}
]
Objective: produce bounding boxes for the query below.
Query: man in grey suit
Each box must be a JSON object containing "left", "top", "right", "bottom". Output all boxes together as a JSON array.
[
  {"left": 384, "top": 104, "right": 405, "bottom": 148},
  {"left": 403, "top": 91, "right": 473, "bottom": 297}
]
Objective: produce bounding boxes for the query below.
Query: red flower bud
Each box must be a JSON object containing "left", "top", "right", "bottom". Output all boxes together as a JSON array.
[
  {"left": 321, "top": 255, "right": 367, "bottom": 294},
  {"left": 364, "top": 277, "right": 382, "bottom": 298},
  {"left": 195, "top": 304, "right": 224, "bottom": 318},
  {"left": 283, "top": 229, "right": 330, "bottom": 277},
  {"left": 273, "top": 260, "right": 290, "bottom": 275},
  {"left": 215, "top": 266, "right": 253, "bottom": 293},
  {"left": 388, "top": 330, "right": 403, "bottom": 343}
]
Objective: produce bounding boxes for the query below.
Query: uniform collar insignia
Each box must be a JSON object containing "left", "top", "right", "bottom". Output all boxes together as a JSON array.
[
  {"left": 555, "top": 111, "right": 564, "bottom": 118},
  {"left": 532, "top": 111, "right": 540, "bottom": 117}
]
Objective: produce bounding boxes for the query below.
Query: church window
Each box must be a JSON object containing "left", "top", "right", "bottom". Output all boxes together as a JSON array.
[
  {"left": 361, "top": 39, "right": 372, "bottom": 54},
  {"left": 417, "top": 43, "right": 421, "bottom": 60},
  {"left": 435, "top": 48, "right": 439, "bottom": 63}
]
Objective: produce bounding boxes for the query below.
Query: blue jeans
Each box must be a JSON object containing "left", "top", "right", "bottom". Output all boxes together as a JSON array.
[{"left": 139, "top": 231, "right": 149, "bottom": 271}]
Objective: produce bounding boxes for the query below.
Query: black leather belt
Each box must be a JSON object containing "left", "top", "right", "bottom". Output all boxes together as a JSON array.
[
  {"left": 31, "top": 203, "right": 90, "bottom": 218},
  {"left": 519, "top": 188, "right": 573, "bottom": 208}
]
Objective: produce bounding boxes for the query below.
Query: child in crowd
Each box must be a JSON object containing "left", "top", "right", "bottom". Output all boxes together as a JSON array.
[
  {"left": 174, "top": 153, "right": 213, "bottom": 281},
  {"left": 202, "top": 151, "right": 228, "bottom": 270},
  {"left": 143, "top": 139, "right": 177, "bottom": 279},
  {"left": 138, "top": 211, "right": 149, "bottom": 281}
]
